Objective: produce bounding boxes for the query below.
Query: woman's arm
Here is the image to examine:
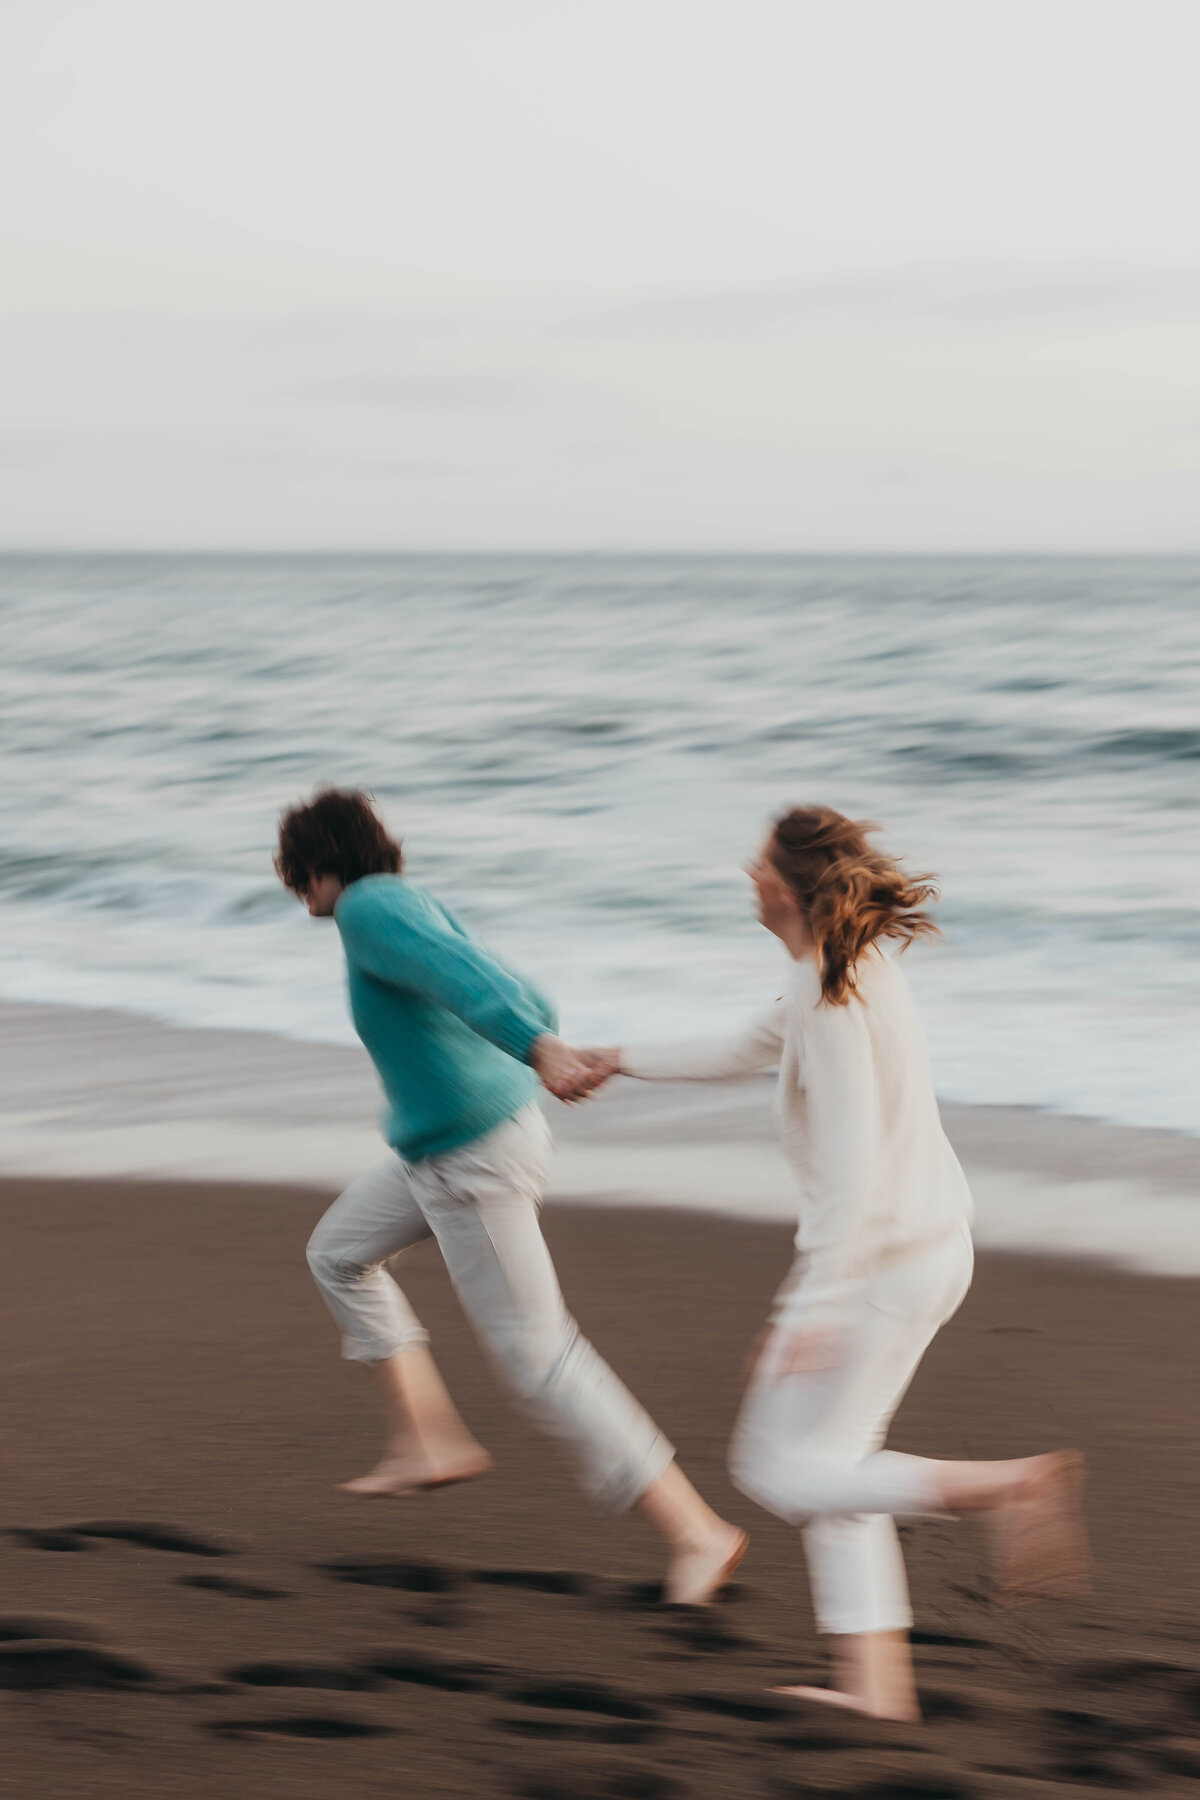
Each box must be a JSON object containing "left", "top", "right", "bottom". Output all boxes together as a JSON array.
[{"left": 614, "top": 1001, "right": 785, "bottom": 1082}]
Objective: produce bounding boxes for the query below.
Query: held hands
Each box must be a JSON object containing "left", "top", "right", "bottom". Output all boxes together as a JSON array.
[{"left": 531, "top": 1037, "right": 621, "bottom": 1104}]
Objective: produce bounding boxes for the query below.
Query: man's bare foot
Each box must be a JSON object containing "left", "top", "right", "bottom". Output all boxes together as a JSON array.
[
  {"left": 664, "top": 1524, "right": 748, "bottom": 1606},
  {"left": 990, "top": 1450, "right": 1090, "bottom": 1601},
  {"left": 339, "top": 1445, "right": 493, "bottom": 1498}
]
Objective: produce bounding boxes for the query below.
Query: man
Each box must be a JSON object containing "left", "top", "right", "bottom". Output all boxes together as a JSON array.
[{"left": 274, "top": 788, "right": 744, "bottom": 1604}]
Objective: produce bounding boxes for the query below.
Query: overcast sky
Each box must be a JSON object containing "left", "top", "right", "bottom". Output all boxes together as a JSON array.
[{"left": 2, "top": 0, "right": 1198, "bottom": 551}]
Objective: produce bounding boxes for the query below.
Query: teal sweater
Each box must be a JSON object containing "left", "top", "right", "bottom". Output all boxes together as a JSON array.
[{"left": 334, "top": 875, "right": 555, "bottom": 1162}]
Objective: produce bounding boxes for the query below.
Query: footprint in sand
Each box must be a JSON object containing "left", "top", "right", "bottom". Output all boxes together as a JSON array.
[
  {"left": 909, "top": 1630, "right": 989, "bottom": 1650},
  {"left": 5, "top": 1528, "right": 96, "bottom": 1553},
  {"left": 472, "top": 1567, "right": 593, "bottom": 1597},
  {"left": 505, "top": 1677, "right": 658, "bottom": 1722},
  {"left": 496, "top": 1715, "right": 658, "bottom": 1747},
  {"left": 319, "top": 1556, "right": 750, "bottom": 1630},
  {"left": 0, "top": 1617, "right": 154, "bottom": 1692},
  {"left": 204, "top": 1714, "right": 390, "bottom": 1741},
  {"left": 495, "top": 1677, "right": 661, "bottom": 1747},
  {"left": 0, "top": 1615, "right": 105, "bottom": 1644},
  {"left": 771, "top": 1762, "right": 973, "bottom": 1800},
  {"left": 67, "top": 1520, "right": 237, "bottom": 1556},
  {"left": 177, "top": 1572, "right": 289, "bottom": 1600},
  {"left": 668, "top": 1688, "right": 791, "bottom": 1724},
  {"left": 318, "top": 1556, "right": 461, "bottom": 1594},
  {"left": 361, "top": 1648, "right": 497, "bottom": 1692},
  {"left": 604, "top": 1578, "right": 665, "bottom": 1611},
  {"left": 1034, "top": 1659, "right": 1200, "bottom": 1792},
  {"left": 8, "top": 1519, "right": 236, "bottom": 1557},
  {"left": 513, "top": 1771, "right": 679, "bottom": 1800},
  {"left": 206, "top": 1650, "right": 492, "bottom": 1744},
  {"left": 220, "top": 1647, "right": 495, "bottom": 1696},
  {"left": 648, "top": 1612, "right": 754, "bottom": 1656},
  {"left": 921, "top": 1686, "right": 982, "bottom": 1722},
  {"left": 226, "top": 1659, "right": 380, "bottom": 1692}
]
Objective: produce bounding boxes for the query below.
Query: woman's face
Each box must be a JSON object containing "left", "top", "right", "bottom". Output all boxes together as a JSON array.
[{"left": 746, "top": 831, "right": 803, "bottom": 939}]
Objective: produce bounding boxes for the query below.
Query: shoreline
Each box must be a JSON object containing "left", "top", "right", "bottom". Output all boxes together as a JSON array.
[{"left": 2, "top": 999, "right": 1198, "bottom": 1278}]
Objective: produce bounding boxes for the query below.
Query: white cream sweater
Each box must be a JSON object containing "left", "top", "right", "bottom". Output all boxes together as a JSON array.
[{"left": 621, "top": 948, "right": 974, "bottom": 1329}]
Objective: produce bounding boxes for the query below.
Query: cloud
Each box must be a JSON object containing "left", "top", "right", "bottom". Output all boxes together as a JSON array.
[
  {"left": 287, "top": 369, "right": 569, "bottom": 412},
  {"left": 590, "top": 264, "right": 1200, "bottom": 338},
  {"left": 0, "top": 426, "right": 449, "bottom": 479}
]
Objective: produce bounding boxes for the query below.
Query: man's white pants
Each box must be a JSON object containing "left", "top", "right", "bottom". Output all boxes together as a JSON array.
[
  {"left": 729, "top": 1223, "right": 974, "bottom": 1636},
  {"left": 306, "top": 1103, "right": 674, "bottom": 1512}
]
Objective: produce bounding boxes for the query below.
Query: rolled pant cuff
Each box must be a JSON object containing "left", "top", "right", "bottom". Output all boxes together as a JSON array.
[
  {"left": 819, "top": 1606, "right": 915, "bottom": 1636},
  {"left": 340, "top": 1327, "right": 431, "bottom": 1364},
  {"left": 594, "top": 1433, "right": 676, "bottom": 1514}
]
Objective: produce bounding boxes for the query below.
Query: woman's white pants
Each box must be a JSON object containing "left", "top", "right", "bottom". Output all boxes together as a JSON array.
[
  {"left": 728, "top": 1224, "right": 974, "bottom": 1637},
  {"left": 305, "top": 1103, "right": 674, "bottom": 1512}
]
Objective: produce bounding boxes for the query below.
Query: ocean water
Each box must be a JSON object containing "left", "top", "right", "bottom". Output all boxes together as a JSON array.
[{"left": 1, "top": 554, "right": 1197, "bottom": 1135}]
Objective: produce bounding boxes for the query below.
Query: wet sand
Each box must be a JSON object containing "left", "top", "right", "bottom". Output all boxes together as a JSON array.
[
  {"left": 2, "top": 1177, "right": 1198, "bottom": 1798},
  {"left": 5, "top": 1000, "right": 1200, "bottom": 1278}
]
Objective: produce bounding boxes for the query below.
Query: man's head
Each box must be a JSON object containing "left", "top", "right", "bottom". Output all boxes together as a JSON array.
[{"left": 274, "top": 788, "right": 402, "bottom": 916}]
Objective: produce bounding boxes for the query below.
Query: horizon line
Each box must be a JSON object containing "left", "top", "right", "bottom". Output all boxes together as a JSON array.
[{"left": 2, "top": 546, "right": 1199, "bottom": 561}]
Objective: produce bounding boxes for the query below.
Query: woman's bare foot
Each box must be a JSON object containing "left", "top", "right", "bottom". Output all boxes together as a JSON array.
[
  {"left": 990, "top": 1449, "right": 1090, "bottom": 1601},
  {"left": 664, "top": 1524, "right": 748, "bottom": 1606},
  {"left": 771, "top": 1684, "right": 864, "bottom": 1711},
  {"left": 770, "top": 1683, "right": 920, "bottom": 1723},
  {"left": 339, "top": 1443, "right": 493, "bottom": 1497}
]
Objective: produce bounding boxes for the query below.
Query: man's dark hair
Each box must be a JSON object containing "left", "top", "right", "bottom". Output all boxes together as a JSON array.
[{"left": 274, "top": 788, "right": 403, "bottom": 893}]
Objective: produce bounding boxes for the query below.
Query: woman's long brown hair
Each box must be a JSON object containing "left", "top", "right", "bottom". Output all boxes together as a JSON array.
[{"left": 770, "top": 806, "right": 941, "bottom": 1005}]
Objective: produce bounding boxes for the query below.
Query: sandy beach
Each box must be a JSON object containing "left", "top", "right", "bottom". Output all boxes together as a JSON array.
[{"left": 2, "top": 1119, "right": 1199, "bottom": 1795}]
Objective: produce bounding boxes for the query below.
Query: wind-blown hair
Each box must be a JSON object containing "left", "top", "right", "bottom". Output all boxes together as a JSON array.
[
  {"left": 769, "top": 806, "right": 940, "bottom": 1005},
  {"left": 274, "top": 788, "right": 402, "bottom": 893}
]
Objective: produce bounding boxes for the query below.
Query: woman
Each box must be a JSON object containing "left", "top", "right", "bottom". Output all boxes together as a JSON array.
[{"left": 581, "top": 806, "right": 1088, "bottom": 1720}]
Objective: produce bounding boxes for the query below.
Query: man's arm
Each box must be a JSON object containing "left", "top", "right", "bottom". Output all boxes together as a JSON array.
[{"left": 340, "top": 895, "right": 553, "bottom": 1064}]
